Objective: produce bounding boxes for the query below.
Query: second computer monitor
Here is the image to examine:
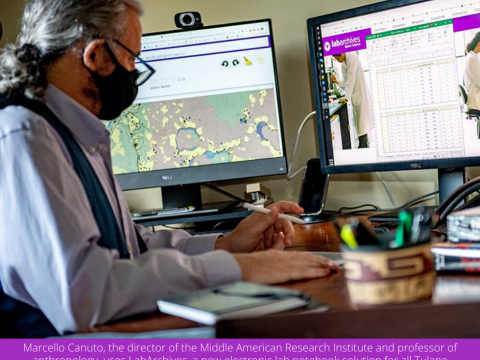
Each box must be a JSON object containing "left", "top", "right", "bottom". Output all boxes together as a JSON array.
[
  {"left": 309, "top": 0, "right": 480, "bottom": 202},
  {"left": 309, "top": 0, "right": 480, "bottom": 175}
]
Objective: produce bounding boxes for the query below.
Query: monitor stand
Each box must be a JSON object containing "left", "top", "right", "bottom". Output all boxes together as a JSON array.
[
  {"left": 368, "top": 168, "right": 466, "bottom": 223},
  {"left": 161, "top": 184, "right": 203, "bottom": 210},
  {"left": 160, "top": 184, "right": 237, "bottom": 216}
]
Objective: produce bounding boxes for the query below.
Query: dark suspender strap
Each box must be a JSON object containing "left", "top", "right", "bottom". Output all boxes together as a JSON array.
[
  {"left": 2, "top": 95, "right": 148, "bottom": 254},
  {"left": 24, "top": 97, "right": 131, "bottom": 258},
  {"left": 0, "top": 93, "right": 148, "bottom": 337}
]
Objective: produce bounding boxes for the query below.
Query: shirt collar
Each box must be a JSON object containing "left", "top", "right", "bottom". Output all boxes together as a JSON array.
[{"left": 45, "top": 85, "right": 110, "bottom": 150}]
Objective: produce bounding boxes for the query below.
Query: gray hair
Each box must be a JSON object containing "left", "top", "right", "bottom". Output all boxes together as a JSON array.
[{"left": 0, "top": 0, "right": 143, "bottom": 100}]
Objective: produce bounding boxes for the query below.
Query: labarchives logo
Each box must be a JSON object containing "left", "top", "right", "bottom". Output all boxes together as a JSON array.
[
  {"left": 329, "top": 36, "right": 361, "bottom": 50},
  {"left": 324, "top": 41, "right": 331, "bottom": 52}
]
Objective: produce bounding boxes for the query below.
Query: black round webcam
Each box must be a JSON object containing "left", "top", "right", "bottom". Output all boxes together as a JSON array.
[{"left": 174, "top": 12, "right": 203, "bottom": 29}]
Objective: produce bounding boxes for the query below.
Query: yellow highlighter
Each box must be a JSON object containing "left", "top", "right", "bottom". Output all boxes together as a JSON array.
[{"left": 340, "top": 224, "right": 359, "bottom": 250}]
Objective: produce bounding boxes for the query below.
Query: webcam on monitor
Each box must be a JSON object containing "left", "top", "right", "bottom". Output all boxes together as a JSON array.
[{"left": 174, "top": 12, "right": 203, "bottom": 29}]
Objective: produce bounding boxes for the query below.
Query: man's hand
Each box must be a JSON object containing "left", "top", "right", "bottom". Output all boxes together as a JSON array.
[
  {"left": 330, "top": 74, "right": 338, "bottom": 84},
  {"left": 216, "top": 201, "right": 304, "bottom": 253},
  {"left": 338, "top": 98, "right": 349, "bottom": 103},
  {"left": 233, "top": 251, "right": 339, "bottom": 284}
]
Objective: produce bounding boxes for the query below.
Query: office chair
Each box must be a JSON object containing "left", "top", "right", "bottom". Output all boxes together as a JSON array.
[{"left": 459, "top": 84, "right": 480, "bottom": 139}]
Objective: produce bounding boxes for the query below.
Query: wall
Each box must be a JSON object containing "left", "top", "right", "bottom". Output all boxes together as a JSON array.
[
  {"left": 0, "top": 1, "right": 23, "bottom": 47},
  {"left": 2, "top": 0, "right": 472, "bottom": 213}
]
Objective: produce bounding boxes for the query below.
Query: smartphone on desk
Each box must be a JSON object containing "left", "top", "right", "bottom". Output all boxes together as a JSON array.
[{"left": 298, "top": 158, "right": 334, "bottom": 223}]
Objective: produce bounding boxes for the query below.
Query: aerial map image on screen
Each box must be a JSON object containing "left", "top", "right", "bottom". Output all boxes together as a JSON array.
[{"left": 105, "top": 88, "right": 282, "bottom": 175}]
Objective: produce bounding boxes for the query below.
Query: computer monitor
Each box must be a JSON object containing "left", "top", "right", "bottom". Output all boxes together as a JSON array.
[
  {"left": 308, "top": 0, "right": 480, "bottom": 204},
  {"left": 105, "top": 20, "right": 287, "bottom": 209}
]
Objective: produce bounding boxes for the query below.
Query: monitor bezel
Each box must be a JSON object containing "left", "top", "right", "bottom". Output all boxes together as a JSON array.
[
  {"left": 307, "top": 0, "right": 479, "bottom": 175},
  {"left": 115, "top": 19, "right": 288, "bottom": 191}
]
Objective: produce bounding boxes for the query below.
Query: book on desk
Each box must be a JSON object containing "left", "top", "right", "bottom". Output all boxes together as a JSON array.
[
  {"left": 157, "top": 282, "right": 321, "bottom": 325},
  {"left": 432, "top": 243, "right": 480, "bottom": 273}
]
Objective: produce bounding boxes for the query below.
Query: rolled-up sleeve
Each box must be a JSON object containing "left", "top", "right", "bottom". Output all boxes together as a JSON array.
[
  {"left": 0, "top": 107, "right": 242, "bottom": 334},
  {"left": 135, "top": 224, "right": 222, "bottom": 255}
]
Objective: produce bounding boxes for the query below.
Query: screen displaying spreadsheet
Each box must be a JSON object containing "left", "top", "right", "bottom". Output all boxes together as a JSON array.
[{"left": 312, "top": 0, "right": 480, "bottom": 168}]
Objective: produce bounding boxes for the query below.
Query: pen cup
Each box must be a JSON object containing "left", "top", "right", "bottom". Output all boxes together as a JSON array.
[{"left": 341, "top": 243, "right": 435, "bottom": 305}]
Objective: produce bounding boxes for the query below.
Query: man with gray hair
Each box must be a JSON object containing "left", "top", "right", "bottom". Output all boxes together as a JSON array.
[{"left": 0, "top": 0, "right": 337, "bottom": 337}]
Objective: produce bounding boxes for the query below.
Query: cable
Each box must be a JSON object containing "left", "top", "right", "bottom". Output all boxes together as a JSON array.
[
  {"left": 336, "top": 190, "right": 439, "bottom": 216},
  {"left": 287, "top": 111, "right": 316, "bottom": 180},
  {"left": 376, "top": 172, "right": 397, "bottom": 207},
  {"left": 337, "top": 190, "right": 438, "bottom": 216},
  {"left": 212, "top": 220, "right": 238, "bottom": 231},
  {"left": 336, "top": 204, "right": 380, "bottom": 214},
  {"left": 288, "top": 166, "right": 308, "bottom": 181}
]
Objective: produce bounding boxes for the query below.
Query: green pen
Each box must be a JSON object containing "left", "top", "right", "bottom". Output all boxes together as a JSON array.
[
  {"left": 340, "top": 224, "right": 358, "bottom": 249},
  {"left": 396, "top": 211, "right": 414, "bottom": 247}
]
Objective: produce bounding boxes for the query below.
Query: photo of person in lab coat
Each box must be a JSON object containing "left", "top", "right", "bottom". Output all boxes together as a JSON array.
[
  {"left": 330, "top": 52, "right": 374, "bottom": 149},
  {"left": 464, "top": 32, "right": 480, "bottom": 110}
]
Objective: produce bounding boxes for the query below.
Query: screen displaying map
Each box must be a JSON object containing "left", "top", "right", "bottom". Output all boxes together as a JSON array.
[
  {"left": 105, "top": 88, "right": 282, "bottom": 175},
  {"left": 106, "top": 21, "right": 284, "bottom": 177}
]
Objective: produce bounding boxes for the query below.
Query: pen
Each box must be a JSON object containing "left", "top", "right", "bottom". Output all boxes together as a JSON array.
[
  {"left": 396, "top": 211, "right": 413, "bottom": 247},
  {"left": 340, "top": 224, "right": 358, "bottom": 249},
  {"left": 410, "top": 207, "right": 432, "bottom": 244},
  {"left": 348, "top": 218, "right": 379, "bottom": 246},
  {"left": 137, "top": 210, "right": 158, "bottom": 217},
  {"left": 242, "top": 203, "right": 306, "bottom": 225}
]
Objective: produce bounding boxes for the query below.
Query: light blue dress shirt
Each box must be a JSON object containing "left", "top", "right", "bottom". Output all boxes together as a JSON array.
[{"left": 0, "top": 86, "right": 241, "bottom": 334}]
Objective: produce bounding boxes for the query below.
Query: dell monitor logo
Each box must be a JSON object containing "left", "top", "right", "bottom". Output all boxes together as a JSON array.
[{"left": 162, "top": 175, "right": 173, "bottom": 181}]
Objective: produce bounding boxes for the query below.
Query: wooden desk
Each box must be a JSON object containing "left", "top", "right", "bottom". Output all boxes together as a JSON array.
[{"left": 87, "top": 219, "right": 480, "bottom": 337}]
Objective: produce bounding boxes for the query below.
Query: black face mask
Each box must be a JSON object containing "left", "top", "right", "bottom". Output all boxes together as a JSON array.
[{"left": 85, "top": 42, "right": 139, "bottom": 120}]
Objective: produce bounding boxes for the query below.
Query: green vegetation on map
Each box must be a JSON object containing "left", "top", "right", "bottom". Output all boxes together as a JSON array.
[{"left": 104, "top": 88, "right": 282, "bottom": 175}]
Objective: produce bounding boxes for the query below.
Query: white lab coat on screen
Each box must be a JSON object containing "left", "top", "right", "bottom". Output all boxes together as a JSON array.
[
  {"left": 464, "top": 51, "right": 480, "bottom": 110},
  {"left": 337, "top": 52, "right": 374, "bottom": 136}
]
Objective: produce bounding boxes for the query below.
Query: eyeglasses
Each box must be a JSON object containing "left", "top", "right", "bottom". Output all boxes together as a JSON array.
[{"left": 112, "top": 39, "right": 156, "bottom": 86}]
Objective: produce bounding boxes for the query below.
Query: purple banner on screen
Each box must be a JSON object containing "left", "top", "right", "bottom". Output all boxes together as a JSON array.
[
  {"left": 322, "top": 29, "right": 372, "bottom": 56},
  {"left": 453, "top": 13, "right": 480, "bottom": 33},
  {"left": 1, "top": 339, "right": 477, "bottom": 360}
]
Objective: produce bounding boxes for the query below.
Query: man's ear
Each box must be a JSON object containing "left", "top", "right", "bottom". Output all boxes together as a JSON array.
[{"left": 83, "top": 39, "right": 107, "bottom": 72}]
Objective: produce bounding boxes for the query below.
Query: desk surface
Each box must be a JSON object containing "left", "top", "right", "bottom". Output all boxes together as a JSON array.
[{"left": 86, "top": 217, "right": 480, "bottom": 337}]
